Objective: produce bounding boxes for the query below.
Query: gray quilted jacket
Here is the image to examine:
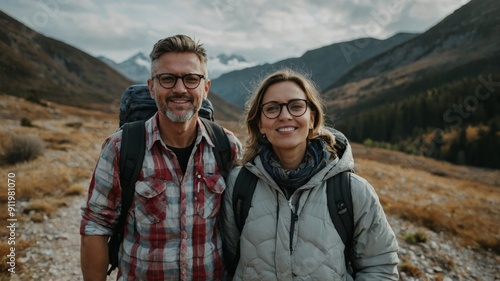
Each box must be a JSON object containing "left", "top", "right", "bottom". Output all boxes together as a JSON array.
[{"left": 222, "top": 136, "right": 399, "bottom": 280}]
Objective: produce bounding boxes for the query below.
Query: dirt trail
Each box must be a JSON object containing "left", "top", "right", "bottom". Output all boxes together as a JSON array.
[{"left": 11, "top": 195, "right": 117, "bottom": 281}]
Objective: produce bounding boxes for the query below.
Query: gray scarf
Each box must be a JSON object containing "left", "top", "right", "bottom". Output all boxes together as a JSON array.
[{"left": 261, "top": 139, "right": 329, "bottom": 199}]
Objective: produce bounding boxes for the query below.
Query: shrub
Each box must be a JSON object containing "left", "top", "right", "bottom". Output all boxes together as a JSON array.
[
  {"left": 21, "top": 117, "right": 33, "bottom": 127},
  {"left": 2, "top": 135, "right": 44, "bottom": 165},
  {"left": 363, "top": 138, "right": 374, "bottom": 147},
  {"left": 26, "top": 94, "right": 48, "bottom": 106},
  {"left": 62, "top": 184, "right": 86, "bottom": 196},
  {"left": 404, "top": 230, "right": 428, "bottom": 244},
  {"left": 399, "top": 260, "right": 424, "bottom": 278},
  {"left": 22, "top": 201, "right": 56, "bottom": 214}
]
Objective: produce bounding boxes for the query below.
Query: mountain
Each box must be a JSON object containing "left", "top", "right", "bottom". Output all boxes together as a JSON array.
[
  {"left": 0, "top": 10, "right": 132, "bottom": 112},
  {"left": 323, "top": 0, "right": 500, "bottom": 111},
  {"left": 323, "top": 0, "right": 500, "bottom": 169},
  {"left": 98, "top": 52, "right": 151, "bottom": 83},
  {"left": 0, "top": 11, "right": 241, "bottom": 121},
  {"left": 210, "top": 33, "right": 418, "bottom": 106}
]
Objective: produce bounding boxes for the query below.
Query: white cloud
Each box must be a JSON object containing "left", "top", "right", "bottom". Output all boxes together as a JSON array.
[
  {"left": 208, "top": 57, "right": 257, "bottom": 79},
  {"left": 2, "top": 0, "right": 470, "bottom": 72}
]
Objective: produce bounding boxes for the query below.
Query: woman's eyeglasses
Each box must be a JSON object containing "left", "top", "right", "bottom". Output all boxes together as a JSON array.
[{"left": 260, "top": 99, "right": 309, "bottom": 119}]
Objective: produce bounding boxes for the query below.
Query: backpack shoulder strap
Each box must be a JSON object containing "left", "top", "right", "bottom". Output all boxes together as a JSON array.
[
  {"left": 200, "top": 118, "right": 231, "bottom": 179},
  {"left": 232, "top": 166, "right": 258, "bottom": 233},
  {"left": 119, "top": 120, "right": 146, "bottom": 215},
  {"left": 107, "top": 120, "right": 146, "bottom": 275},
  {"left": 327, "top": 171, "right": 354, "bottom": 271},
  {"left": 224, "top": 166, "right": 258, "bottom": 276}
]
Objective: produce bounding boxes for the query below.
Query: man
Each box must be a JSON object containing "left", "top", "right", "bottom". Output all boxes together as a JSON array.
[{"left": 80, "top": 34, "right": 242, "bottom": 280}]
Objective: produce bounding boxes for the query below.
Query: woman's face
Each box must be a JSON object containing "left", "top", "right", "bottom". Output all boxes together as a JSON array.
[{"left": 258, "top": 81, "right": 314, "bottom": 156}]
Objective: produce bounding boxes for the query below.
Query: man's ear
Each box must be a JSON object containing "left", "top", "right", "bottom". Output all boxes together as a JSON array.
[
  {"left": 203, "top": 79, "right": 211, "bottom": 100},
  {"left": 147, "top": 79, "right": 155, "bottom": 99}
]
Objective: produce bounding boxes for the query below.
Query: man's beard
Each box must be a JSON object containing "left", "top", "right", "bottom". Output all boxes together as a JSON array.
[
  {"left": 163, "top": 105, "right": 195, "bottom": 122},
  {"left": 156, "top": 94, "right": 197, "bottom": 123},
  {"left": 159, "top": 94, "right": 197, "bottom": 122}
]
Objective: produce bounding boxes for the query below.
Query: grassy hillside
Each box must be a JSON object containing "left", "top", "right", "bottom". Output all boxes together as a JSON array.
[{"left": 0, "top": 10, "right": 133, "bottom": 112}]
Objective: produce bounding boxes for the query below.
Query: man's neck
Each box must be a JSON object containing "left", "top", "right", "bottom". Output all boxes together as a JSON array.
[{"left": 158, "top": 114, "right": 198, "bottom": 148}]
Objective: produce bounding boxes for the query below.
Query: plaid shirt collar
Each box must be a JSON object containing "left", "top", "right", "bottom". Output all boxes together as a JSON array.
[{"left": 146, "top": 113, "right": 215, "bottom": 151}]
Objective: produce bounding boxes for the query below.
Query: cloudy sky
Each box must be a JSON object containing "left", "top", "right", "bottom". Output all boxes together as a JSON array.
[{"left": 2, "top": 0, "right": 469, "bottom": 76}]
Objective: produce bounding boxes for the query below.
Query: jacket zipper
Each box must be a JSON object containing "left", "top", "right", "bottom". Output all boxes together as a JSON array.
[{"left": 289, "top": 198, "right": 299, "bottom": 254}]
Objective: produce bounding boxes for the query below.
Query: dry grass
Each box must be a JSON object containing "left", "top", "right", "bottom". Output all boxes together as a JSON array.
[
  {"left": 0, "top": 94, "right": 117, "bottom": 275},
  {"left": 22, "top": 198, "right": 72, "bottom": 215},
  {"left": 63, "top": 183, "right": 87, "bottom": 196},
  {"left": 399, "top": 256, "right": 425, "bottom": 278},
  {"left": 353, "top": 145, "right": 500, "bottom": 252},
  {"left": 0, "top": 238, "right": 32, "bottom": 275},
  {"left": 0, "top": 94, "right": 499, "bottom": 279}
]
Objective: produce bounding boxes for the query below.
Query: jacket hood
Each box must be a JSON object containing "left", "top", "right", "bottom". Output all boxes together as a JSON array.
[{"left": 327, "top": 128, "right": 355, "bottom": 176}]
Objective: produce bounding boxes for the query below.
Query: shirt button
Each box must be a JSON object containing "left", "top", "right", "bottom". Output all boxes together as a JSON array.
[{"left": 183, "top": 232, "right": 188, "bottom": 239}]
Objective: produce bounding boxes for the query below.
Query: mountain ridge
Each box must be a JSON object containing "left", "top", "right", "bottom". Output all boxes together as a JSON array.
[
  {"left": 0, "top": 10, "right": 132, "bottom": 112},
  {"left": 322, "top": 0, "right": 500, "bottom": 169},
  {"left": 210, "top": 32, "right": 418, "bottom": 106},
  {"left": 98, "top": 52, "right": 151, "bottom": 83}
]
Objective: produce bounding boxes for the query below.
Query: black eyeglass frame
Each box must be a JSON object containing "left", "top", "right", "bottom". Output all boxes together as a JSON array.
[
  {"left": 152, "top": 72, "right": 205, "bottom": 89},
  {"left": 260, "top": 99, "right": 310, "bottom": 119}
]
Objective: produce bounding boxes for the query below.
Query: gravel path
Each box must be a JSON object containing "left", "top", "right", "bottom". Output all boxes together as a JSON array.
[
  {"left": 11, "top": 195, "right": 116, "bottom": 281},
  {"left": 11, "top": 194, "right": 500, "bottom": 281}
]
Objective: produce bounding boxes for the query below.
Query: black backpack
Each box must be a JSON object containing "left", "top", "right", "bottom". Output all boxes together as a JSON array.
[
  {"left": 107, "top": 85, "right": 231, "bottom": 275},
  {"left": 226, "top": 129, "right": 355, "bottom": 276}
]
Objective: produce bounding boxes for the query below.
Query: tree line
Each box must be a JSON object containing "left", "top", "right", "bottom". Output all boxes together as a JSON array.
[{"left": 332, "top": 76, "right": 500, "bottom": 169}]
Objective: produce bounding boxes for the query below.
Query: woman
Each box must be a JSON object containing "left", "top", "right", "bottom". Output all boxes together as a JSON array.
[{"left": 222, "top": 69, "right": 399, "bottom": 280}]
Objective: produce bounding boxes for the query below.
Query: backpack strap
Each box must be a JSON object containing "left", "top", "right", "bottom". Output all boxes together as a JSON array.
[
  {"left": 199, "top": 118, "right": 238, "bottom": 276},
  {"left": 232, "top": 166, "right": 258, "bottom": 233},
  {"left": 200, "top": 118, "right": 231, "bottom": 179},
  {"left": 107, "top": 120, "right": 146, "bottom": 275},
  {"left": 327, "top": 171, "right": 355, "bottom": 274},
  {"left": 224, "top": 166, "right": 258, "bottom": 276}
]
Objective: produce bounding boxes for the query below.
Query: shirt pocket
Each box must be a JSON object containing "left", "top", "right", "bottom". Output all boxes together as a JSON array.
[
  {"left": 134, "top": 179, "right": 167, "bottom": 224},
  {"left": 196, "top": 174, "right": 225, "bottom": 219}
]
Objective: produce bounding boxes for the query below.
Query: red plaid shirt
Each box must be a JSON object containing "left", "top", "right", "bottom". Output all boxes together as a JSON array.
[{"left": 81, "top": 114, "right": 241, "bottom": 280}]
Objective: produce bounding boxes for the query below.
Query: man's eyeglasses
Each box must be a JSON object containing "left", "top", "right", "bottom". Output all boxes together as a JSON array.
[
  {"left": 152, "top": 73, "right": 205, "bottom": 89},
  {"left": 260, "top": 99, "right": 310, "bottom": 119}
]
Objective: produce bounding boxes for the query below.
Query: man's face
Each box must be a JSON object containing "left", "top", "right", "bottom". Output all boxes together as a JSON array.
[{"left": 148, "top": 52, "right": 210, "bottom": 122}]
